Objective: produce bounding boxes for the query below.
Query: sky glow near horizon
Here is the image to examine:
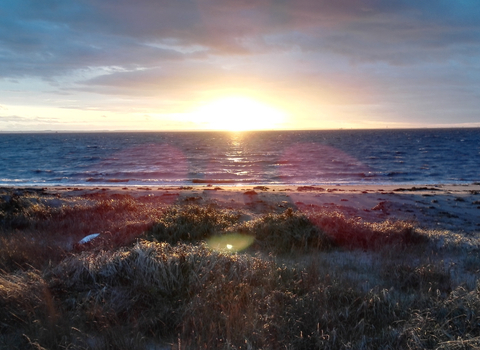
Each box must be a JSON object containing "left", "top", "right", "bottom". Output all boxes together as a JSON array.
[{"left": 1, "top": 0, "right": 480, "bottom": 132}]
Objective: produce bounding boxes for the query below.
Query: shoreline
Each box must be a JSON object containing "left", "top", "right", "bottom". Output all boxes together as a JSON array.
[{"left": 4, "top": 183, "right": 480, "bottom": 233}]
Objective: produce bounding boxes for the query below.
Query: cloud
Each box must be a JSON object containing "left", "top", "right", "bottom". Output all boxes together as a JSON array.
[
  {"left": 2, "top": 0, "right": 480, "bottom": 81},
  {"left": 0, "top": 0, "right": 204, "bottom": 79},
  {"left": 0, "top": 115, "right": 64, "bottom": 124}
]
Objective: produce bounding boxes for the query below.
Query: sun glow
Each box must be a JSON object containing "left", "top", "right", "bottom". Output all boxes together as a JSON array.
[{"left": 192, "top": 96, "right": 286, "bottom": 131}]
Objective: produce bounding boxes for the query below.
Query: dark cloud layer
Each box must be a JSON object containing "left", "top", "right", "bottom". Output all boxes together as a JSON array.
[{"left": 2, "top": 0, "right": 480, "bottom": 78}]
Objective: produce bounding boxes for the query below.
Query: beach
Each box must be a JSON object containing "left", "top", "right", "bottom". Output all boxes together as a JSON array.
[
  {"left": 21, "top": 183, "right": 480, "bottom": 233},
  {"left": 4, "top": 0, "right": 480, "bottom": 345}
]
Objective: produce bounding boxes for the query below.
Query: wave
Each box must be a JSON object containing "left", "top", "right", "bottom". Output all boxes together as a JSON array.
[
  {"left": 1, "top": 129, "right": 479, "bottom": 186},
  {"left": 86, "top": 178, "right": 130, "bottom": 183}
]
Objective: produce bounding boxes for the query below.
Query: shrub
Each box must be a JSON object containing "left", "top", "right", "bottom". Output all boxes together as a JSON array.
[
  {"left": 239, "top": 208, "right": 333, "bottom": 253},
  {"left": 307, "top": 209, "right": 426, "bottom": 250},
  {"left": 146, "top": 204, "right": 241, "bottom": 244}
]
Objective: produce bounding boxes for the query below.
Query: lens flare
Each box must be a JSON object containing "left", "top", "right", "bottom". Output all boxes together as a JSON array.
[{"left": 206, "top": 233, "right": 255, "bottom": 252}]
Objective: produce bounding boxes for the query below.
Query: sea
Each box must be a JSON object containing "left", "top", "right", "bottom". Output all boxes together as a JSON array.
[{"left": 0, "top": 129, "right": 479, "bottom": 187}]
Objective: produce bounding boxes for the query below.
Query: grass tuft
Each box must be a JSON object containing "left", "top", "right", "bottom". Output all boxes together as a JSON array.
[
  {"left": 306, "top": 209, "right": 427, "bottom": 250},
  {"left": 239, "top": 208, "right": 333, "bottom": 253},
  {"left": 146, "top": 204, "right": 241, "bottom": 244}
]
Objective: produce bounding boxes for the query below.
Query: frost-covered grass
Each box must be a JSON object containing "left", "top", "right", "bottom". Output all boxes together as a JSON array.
[{"left": 1, "top": 190, "right": 479, "bottom": 349}]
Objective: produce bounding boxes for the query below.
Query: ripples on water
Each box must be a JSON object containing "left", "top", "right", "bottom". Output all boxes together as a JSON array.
[{"left": 0, "top": 129, "right": 479, "bottom": 186}]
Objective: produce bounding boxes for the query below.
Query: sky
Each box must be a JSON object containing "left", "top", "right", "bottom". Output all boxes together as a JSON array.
[{"left": 1, "top": 0, "right": 480, "bottom": 132}]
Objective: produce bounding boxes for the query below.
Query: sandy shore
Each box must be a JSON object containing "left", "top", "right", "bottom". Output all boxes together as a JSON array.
[{"left": 8, "top": 183, "right": 480, "bottom": 233}]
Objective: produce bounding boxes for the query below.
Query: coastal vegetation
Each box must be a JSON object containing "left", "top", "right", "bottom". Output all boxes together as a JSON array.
[{"left": 1, "top": 188, "right": 479, "bottom": 349}]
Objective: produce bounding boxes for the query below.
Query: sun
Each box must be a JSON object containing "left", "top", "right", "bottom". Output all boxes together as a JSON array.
[{"left": 192, "top": 96, "right": 286, "bottom": 131}]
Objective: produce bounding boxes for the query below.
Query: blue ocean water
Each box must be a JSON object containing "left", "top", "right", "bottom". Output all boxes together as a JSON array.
[{"left": 0, "top": 129, "right": 479, "bottom": 186}]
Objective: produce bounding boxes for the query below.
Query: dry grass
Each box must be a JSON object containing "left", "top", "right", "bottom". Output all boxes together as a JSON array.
[
  {"left": 0, "top": 189, "right": 164, "bottom": 272},
  {"left": 1, "top": 190, "right": 479, "bottom": 349},
  {"left": 146, "top": 204, "right": 241, "bottom": 244}
]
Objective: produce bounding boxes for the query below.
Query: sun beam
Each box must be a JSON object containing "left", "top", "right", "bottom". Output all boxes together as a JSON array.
[{"left": 192, "top": 96, "right": 286, "bottom": 131}]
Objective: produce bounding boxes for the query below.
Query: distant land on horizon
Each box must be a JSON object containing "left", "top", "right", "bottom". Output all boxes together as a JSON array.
[{"left": 2, "top": 126, "right": 480, "bottom": 134}]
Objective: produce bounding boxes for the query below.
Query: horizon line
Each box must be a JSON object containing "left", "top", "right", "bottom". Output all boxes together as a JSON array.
[{"left": 1, "top": 125, "right": 480, "bottom": 133}]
